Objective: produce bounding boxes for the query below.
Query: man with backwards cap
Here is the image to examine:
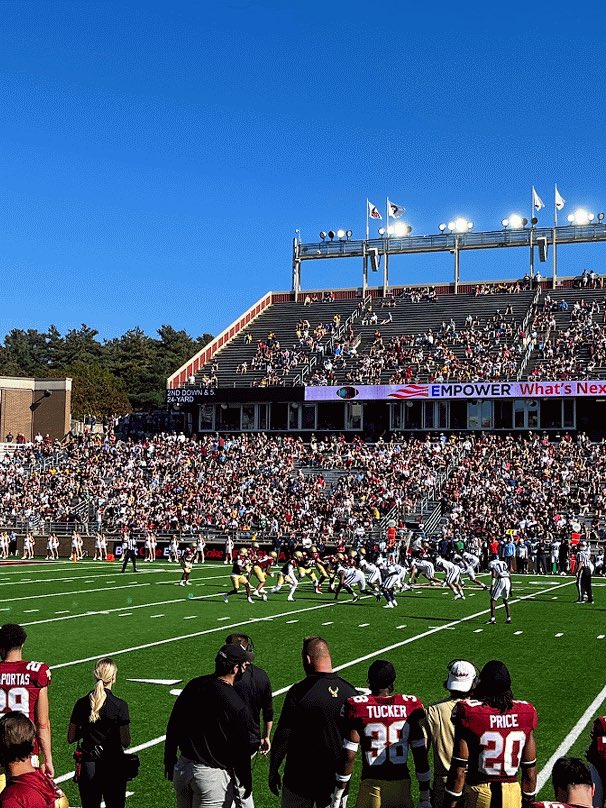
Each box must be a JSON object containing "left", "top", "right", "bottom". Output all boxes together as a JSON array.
[
  {"left": 330, "top": 659, "right": 430, "bottom": 808},
  {"left": 423, "top": 660, "right": 478, "bottom": 808},
  {"left": 164, "top": 642, "right": 255, "bottom": 808},
  {"left": 446, "top": 660, "right": 538, "bottom": 808}
]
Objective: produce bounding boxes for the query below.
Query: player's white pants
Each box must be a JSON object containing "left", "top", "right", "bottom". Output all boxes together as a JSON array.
[{"left": 490, "top": 577, "right": 511, "bottom": 600}]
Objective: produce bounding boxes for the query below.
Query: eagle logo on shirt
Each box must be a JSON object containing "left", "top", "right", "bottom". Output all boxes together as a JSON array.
[{"left": 329, "top": 686, "right": 339, "bottom": 698}]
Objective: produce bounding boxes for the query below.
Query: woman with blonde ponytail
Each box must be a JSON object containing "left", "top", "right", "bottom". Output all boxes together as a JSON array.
[{"left": 67, "top": 657, "right": 131, "bottom": 808}]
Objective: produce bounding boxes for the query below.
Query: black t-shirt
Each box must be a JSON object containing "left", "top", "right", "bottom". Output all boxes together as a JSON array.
[
  {"left": 234, "top": 664, "right": 273, "bottom": 751},
  {"left": 70, "top": 690, "right": 130, "bottom": 760},
  {"left": 276, "top": 672, "right": 357, "bottom": 799},
  {"left": 164, "top": 674, "right": 252, "bottom": 792}
]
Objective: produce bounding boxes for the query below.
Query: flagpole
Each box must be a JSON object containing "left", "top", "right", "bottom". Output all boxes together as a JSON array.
[
  {"left": 529, "top": 186, "right": 535, "bottom": 284},
  {"left": 385, "top": 196, "right": 391, "bottom": 291},
  {"left": 366, "top": 198, "right": 369, "bottom": 242},
  {"left": 553, "top": 184, "right": 558, "bottom": 290}
]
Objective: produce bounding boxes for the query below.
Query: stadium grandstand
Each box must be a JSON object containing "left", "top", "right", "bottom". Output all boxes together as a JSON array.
[{"left": 2, "top": 223, "right": 606, "bottom": 559}]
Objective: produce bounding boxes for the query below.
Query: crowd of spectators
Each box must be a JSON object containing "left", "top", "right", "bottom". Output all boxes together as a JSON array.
[
  {"left": 529, "top": 295, "right": 606, "bottom": 380},
  {"left": 438, "top": 431, "right": 605, "bottom": 563},
  {"left": 0, "top": 431, "right": 465, "bottom": 543}
]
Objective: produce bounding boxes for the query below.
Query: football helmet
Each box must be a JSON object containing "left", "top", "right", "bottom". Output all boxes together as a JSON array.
[
  {"left": 270, "top": 551, "right": 278, "bottom": 558},
  {"left": 240, "top": 548, "right": 249, "bottom": 556},
  {"left": 294, "top": 550, "right": 304, "bottom": 560}
]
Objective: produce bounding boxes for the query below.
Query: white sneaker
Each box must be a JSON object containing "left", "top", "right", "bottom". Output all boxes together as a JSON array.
[
  {"left": 178, "top": 581, "right": 185, "bottom": 586},
  {"left": 392, "top": 599, "right": 398, "bottom": 607},
  {"left": 383, "top": 602, "right": 394, "bottom": 609},
  {"left": 247, "top": 597, "right": 254, "bottom": 604},
  {"left": 287, "top": 595, "right": 295, "bottom": 602},
  {"left": 223, "top": 595, "right": 229, "bottom": 603},
  {"left": 262, "top": 593, "right": 268, "bottom": 601},
  {"left": 186, "top": 581, "right": 191, "bottom": 585}
]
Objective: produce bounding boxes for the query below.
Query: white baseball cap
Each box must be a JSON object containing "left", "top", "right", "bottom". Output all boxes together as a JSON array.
[{"left": 446, "top": 660, "right": 477, "bottom": 693}]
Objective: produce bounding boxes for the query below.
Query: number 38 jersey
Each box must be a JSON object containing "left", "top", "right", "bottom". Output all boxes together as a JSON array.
[
  {"left": 0, "top": 659, "right": 51, "bottom": 730},
  {"left": 343, "top": 693, "right": 426, "bottom": 781},
  {"left": 452, "top": 698, "right": 537, "bottom": 784}
]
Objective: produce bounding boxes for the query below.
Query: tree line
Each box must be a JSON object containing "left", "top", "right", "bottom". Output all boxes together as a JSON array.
[{"left": 0, "top": 324, "right": 212, "bottom": 419}]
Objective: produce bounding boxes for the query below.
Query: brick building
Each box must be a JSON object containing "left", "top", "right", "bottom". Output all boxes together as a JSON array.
[{"left": 0, "top": 377, "right": 71, "bottom": 441}]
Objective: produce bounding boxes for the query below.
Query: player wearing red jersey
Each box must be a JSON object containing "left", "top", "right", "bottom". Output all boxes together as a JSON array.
[
  {"left": 251, "top": 551, "right": 275, "bottom": 600},
  {"left": 178, "top": 544, "right": 195, "bottom": 586},
  {"left": 446, "top": 660, "right": 537, "bottom": 808},
  {"left": 0, "top": 625, "right": 53, "bottom": 792},
  {"left": 331, "top": 660, "right": 430, "bottom": 808},
  {"left": 586, "top": 716, "right": 606, "bottom": 808},
  {"left": 0, "top": 712, "right": 67, "bottom": 808},
  {"left": 532, "top": 757, "right": 594, "bottom": 808},
  {"left": 224, "top": 549, "right": 254, "bottom": 604}
]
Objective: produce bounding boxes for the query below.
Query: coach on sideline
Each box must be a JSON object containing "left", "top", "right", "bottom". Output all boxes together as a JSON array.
[
  {"left": 226, "top": 633, "right": 274, "bottom": 756},
  {"left": 164, "top": 643, "right": 254, "bottom": 808},
  {"left": 269, "top": 636, "right": 357, "bottom": 808}
]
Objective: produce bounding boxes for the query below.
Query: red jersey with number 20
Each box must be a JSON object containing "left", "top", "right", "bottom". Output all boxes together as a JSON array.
[
  {"left": 343, "top": 693, "right": 425, "bottom": 781},
  {"left": 0, "top": 660, "right": 51, "bottom": 752},
  {"left": 453, "top": 698, "right": 537, "bottom": 784}
]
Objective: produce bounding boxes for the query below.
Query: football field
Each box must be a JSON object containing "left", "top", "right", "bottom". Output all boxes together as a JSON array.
[{"left": 1, "top": 559, "right": 605, "bottom": 808}]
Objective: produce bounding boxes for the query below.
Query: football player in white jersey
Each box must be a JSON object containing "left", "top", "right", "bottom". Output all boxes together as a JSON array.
[
  {"left": 488, "top": 555, "right": 512, "bottom": 624},
  {"left": 436, "top": 557, "right": 466, "bottom": 600},
  {"left": 454, "top": 551, "right": 488, "bottom": 591},
  {"left": 410, "top": 556, "right": 439, "bottom": 587},
  {"left": 333, "top": 555, "right": 365, "bottom": 602},
  {"left": 381, "top": 563, "right": 408, "bottom": 608}
]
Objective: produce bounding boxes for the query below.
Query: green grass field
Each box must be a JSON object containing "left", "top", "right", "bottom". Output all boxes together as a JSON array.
[{"left": 1, "top": 558, "right": 605, "bottom": 808}]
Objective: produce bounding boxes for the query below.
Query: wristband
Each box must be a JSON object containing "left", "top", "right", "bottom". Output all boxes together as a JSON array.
[
  {"left": 521, "top": 759, "right": 537, "bottom": 769},
  {"left": 336, "top": 774, "right": 351, "bottom": 784},
  {"left": 343, "top": 740, "right": 359, "bottom": 752},
  {"left": 445, "top": 789, "right": 463, "bottom": 798}
]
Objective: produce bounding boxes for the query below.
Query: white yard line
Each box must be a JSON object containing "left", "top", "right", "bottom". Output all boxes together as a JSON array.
[
  {"left": 6, "top": 582, "right": 150, "bottom": 604},
  {"left": 54, "top": 578, "right": 574, "bottom": 785},
  {"left": 537, "top": 681, "right": 606, "bottom": 792}
]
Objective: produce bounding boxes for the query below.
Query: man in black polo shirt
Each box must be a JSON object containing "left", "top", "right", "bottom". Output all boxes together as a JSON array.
[
  {"left": 269, "top": 636, "right": 357, "bottom": 808},
  {"left": 226, "top": 633, "right": 274, "bottom": 756},
  {"left": 164, "top": 643, "right": 254, "bottom": 808}
]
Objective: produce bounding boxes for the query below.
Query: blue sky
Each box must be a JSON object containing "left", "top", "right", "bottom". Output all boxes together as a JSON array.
[{"left": 0, "top": 1, "right": 605, "bottom": 341}]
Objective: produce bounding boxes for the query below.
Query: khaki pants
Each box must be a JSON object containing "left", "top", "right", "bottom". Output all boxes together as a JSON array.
[
  {"left": 356, "top": 778, "right": 412, "bottom": 808},
  {"left": 464, "top": 781, "right": 521, "bottom": 808}
]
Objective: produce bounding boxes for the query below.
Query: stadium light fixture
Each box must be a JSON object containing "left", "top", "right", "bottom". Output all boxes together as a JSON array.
[
  {"left": 328, "top": 230, "right": 336, "bottom": 240},
  {"left": 391, "top": 221, "right": 413, "bottom": 237},
  {"left": 378, "top": 227, "right": 386, "bottom": 236},
  {"left": 319, "top": 231, "right": 327, "bottom": 241},
  {"left": 337, "top": 229, "right": 346, "bottom": 239},
  {"left": 567, "top": 209, "right": 594, "bottom": 225},
  {"left": 598, "top": 213, "right": 605, "bottom": 222},
  {"left": 346, "top": 229, "right": 352, "bottom": 238},
  {"left": 438, "top": 223, "right": 447, "bottom": 232},
  {"left": 502, "top": 214, "right": 528, "bottom": 230},
  {"left": 447, "top": 218, "right": 473, "bottom": 233}
]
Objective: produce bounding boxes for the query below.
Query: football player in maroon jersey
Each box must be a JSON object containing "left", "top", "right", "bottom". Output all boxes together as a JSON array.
[
  {"left": 0, "top": 624, "right": 53, "bottom": 787},
  {"left": 330, "top": 660, "right": 430, "bottom": 808},
  {"left": 0, "top": 712, "right": 67, "bottom": 808},
  {"left": 250, "top": 550, "right": 275, "bottom": 600},
  {"left": 445, "top": 660, "right": 537, "bottom": 808},
  {"left": 532, "top": 756, "right": 594, "bottom": 808},
  {"left": 586, "top": 716, "right": 606, "bottom": 807}
]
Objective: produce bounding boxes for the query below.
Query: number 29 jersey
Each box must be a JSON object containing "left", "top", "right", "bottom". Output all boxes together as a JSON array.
[
  {"left": 343, "top": 693, "right": 425, "bottom": 781},
  {"left": 452, "top": 698, "right": 538, "bottom": 784},
  {"left": 0, "top": 659, "right": 51, "bottom": 751}
]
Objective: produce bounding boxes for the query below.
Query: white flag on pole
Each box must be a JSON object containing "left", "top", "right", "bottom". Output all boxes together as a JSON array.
[
  {"left": 368, "top": 200, "right": 382, "bottom": 220},
  {"left": 555, "top": 185, "right": 565, "bottom": 211},
  {"left": 532, "top": 186, "right": 545, "bottom": 211},
  {"left": 387, "top": 199, "right": 405, "bottom": 219}
]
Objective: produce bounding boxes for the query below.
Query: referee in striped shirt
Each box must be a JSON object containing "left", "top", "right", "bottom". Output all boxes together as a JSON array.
[
  {"left": 121, "top": 533, "right": 138, "bottom": 573},
  {"left": 575, "top": 541, "right": 593, "bottom": 603}
]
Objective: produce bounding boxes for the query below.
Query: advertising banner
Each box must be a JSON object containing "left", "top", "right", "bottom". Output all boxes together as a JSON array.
[{"left": 304, "top": 381, "right": 606, "bottom": 401}]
